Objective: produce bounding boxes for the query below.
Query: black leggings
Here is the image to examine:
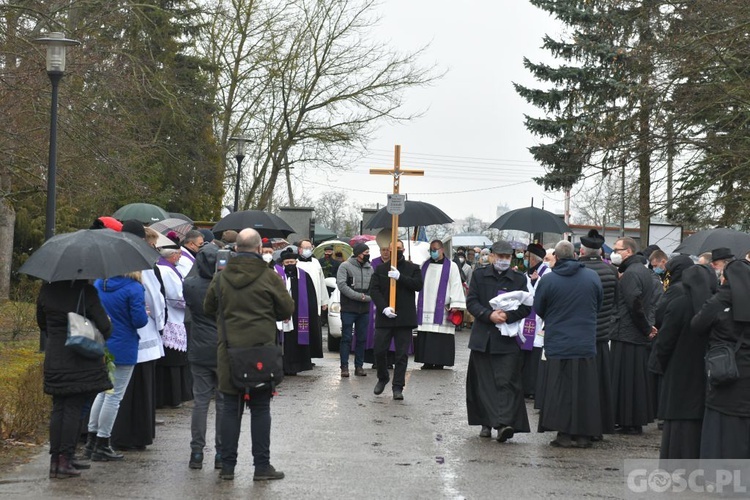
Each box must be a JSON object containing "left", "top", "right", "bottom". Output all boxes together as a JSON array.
[{"left": 50, "top": 393, "right": 89, "bottom": 457}]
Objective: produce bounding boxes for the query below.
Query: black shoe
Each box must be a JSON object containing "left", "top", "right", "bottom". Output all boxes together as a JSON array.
[
  {"left": 616, "top": 426, "right": 643, "bottom": 435},
  {"left": 71, "top": 455, "right": 91, "bottom": 470},
  {"left": 214, "top": 453, "right": 222, "bottom": 470},
  {"left": 92, "top": 437, "right": 124, "bottom": 461},
  {"left": 219, "top": 465, "right": 234, "bottom": 480},
  {"left": 189, "top": 452, "right": 203, "bottom": 470},
  {"left": 497, "top": 426, "right": 515, "bottom": 443},
  {"left": 550, "top": 432, "right": 574, "bottom": 448},
  {"left": 374, "top": 379, "right": 388, "bottom": 395},
  {"left": 573, "top": 436, "right": 593, "bottom": 449},
  {"left": 393, "top": 389, "right": 404, "bottom": 400},
  {"left": 420, "top": 364, "right": 434, "bottom": 370},
  {"left": 82, "top": 432, "right": 96, "bottom": 460},
  {"left": 254, "top": 465, "right": 285, "bottom": 481},
  {"left": 479, "top": 426, "right": 492, "bottom": 438},
  {"left": 55, "top": 454, "right": 81, "bottom": 479},
  {"left": 354, "top": 367, "right": 367, "bottom": 377}
]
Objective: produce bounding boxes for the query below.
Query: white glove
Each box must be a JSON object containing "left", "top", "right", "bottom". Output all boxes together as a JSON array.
[
  {"left": 383, "top": 307, "right": 398, "bottom": 318},
  {"left": 387, "top": 267, "right": 400, "bottom": 280}
]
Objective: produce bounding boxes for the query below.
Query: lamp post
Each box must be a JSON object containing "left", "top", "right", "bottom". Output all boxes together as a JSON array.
[
  {"left": 229, "top": 136, "right": 251, "bottom": 212},
  {"left": 34, "top": 32, "right": 80, "bottom": 241}
]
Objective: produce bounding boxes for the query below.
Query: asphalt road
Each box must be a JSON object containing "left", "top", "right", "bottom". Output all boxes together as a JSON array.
[{"left": 0, "top": 331, "right": 662, "bottom": 499}]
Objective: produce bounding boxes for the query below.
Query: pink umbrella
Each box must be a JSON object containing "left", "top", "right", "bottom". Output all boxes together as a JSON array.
[{"left": 349, "top": 234, "right": 375, "bottom": 246}]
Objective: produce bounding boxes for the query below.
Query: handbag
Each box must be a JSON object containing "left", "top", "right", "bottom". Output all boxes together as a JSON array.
[
  {"left": 65, "top": 290, "right": 106, "bottom": 359},
  {"left": 216, "top": 274, "right": 284, "bottom": 401},
  {"left": 705, "top": 327, "right": 744, "bottom": 386}
]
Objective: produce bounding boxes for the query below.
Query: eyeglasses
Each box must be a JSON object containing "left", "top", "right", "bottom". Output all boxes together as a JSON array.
[{"left": 612, "top": 248, "right": 626, "bottom": 253}]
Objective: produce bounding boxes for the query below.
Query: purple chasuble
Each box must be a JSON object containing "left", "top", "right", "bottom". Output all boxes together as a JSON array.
[
  {"left": 417, "top": 258, "right": 451, "bottom": 326},
  {"left": 158, "top": 257, "right": 184, "bottom": 280},
  {"left": 518, "top": 265, "right": 547, "bottom": 350},
  {"left": 275, "top": 265, "right": 310, "bottom": 345}
]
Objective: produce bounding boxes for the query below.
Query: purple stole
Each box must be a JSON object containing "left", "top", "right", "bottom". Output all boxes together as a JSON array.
[
  {"left": 518, "top": 265, "right": 548, "bottom": 351},
  {"left": 181, "top": 247, "right": 196, "bottom": 263},
  {"left": 274, "top": 265, "right": 310, "bottom": 345},
  {"left": 417, "top": 258, "right": 451, "bottom": 326},
  {"left": 157, "top": 256, "right": 183, "bottom": 280},
  {"left": 365, "top": 257, "right": 385, "bottom": 349}
]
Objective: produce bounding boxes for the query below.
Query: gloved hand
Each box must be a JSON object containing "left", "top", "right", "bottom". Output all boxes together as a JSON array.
[
  {"left": 383, "top": 307, "right": 398, "bottom": 318},
  {"left": 387, "top": 266, "right": 400, "bottom": 280}
]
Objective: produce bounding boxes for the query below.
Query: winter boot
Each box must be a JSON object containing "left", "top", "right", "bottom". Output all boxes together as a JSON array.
[
  {"left": 82, "top": 432, "right": 97, "bottom": 459},
  {"left": 49, "top": 454, "right": 59, "bottom": 479},
  {"left": 71, "top": 454, "right": 91, "bottom": 470},
  {"left": 56, "top": 455, "right": 82, "bottom": 478},
  {"left": 91, "top": 437, "right": 124, "bottom": 461}
]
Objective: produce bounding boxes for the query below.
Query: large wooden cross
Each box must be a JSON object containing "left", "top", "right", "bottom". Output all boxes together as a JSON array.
[{"left": 370, "top": 145, "right": 424, "bottom": 310}]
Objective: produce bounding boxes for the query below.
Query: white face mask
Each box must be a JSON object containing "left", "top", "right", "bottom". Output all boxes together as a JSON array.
[
  {"left": 262, "top": 253, "right": 273, "bottom": 263},
  {"left": 301, "top": 249, "right": 313, "bottom": 259},
  {"left": 610, "top": 253, "right": 623, "bottom": 266},
  {"left": 493, "top": 259, "right": 511, "bottom": 272}
]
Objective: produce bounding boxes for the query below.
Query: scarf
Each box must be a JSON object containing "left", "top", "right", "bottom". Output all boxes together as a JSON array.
[
  {"left": 157, "top": 256, "right": 184, "bottom": 281},
  {"left": 274, "top": 264, "right": 310, "bottom": 344},
  {"left": 417, "top": 258, "right": 451, "bottom": 325}
]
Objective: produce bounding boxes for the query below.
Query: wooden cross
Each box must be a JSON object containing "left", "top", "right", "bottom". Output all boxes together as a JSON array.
[{"left": 370, "top": 145, "right": 424, "bottom": 310}]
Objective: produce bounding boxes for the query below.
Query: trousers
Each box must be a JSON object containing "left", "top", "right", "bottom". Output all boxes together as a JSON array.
[{"left": 220, "top": 390, "right": 272, "bottom": 468}]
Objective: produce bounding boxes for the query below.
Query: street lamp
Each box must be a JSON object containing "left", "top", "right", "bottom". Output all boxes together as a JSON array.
[
  {"left": 229, "top": 136, "right": 252, "bottom": 212},
  {"left": 34, "top": 32, "right": 80, "bottom": 241}
]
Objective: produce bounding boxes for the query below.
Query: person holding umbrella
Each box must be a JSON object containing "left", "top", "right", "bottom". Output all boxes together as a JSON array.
[{"left": 39, "top": 279, "right": 113, "bottom": 478}]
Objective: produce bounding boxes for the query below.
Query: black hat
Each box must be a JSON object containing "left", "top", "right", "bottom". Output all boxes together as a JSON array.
[
  {"left": 279, "top": 247, "right": 298, "bottom": 261},
  {"left": 324, "top": 244, "right": 334, "bottom": 251},
  {"left": 262, "top": 237, "right": 273, "bottom": 249},
  {"left": 527, "top": 243, "right": 546, "bottom": 260},
  {"left": 121, "top": 219, "right": 146, "bottom": 239},
  {"left": 198, "top": 228, "right": 215, "bottom": 243},
  {"left": 580, "top": 229, "right": 605, "bottom": 250},
  {"left": 711, "top": 248, "right": 734, "bottom": 262},
  {"left": 352, "top": 242, "right": 369, "bottom": 257},
  {"left": 643, "top": 244, "right": 662, "bottom": 259}
]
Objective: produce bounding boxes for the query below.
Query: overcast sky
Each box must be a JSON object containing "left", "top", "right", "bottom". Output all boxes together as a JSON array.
[{"left": 296, "top": 1, "right": 566, "bottom": 223}]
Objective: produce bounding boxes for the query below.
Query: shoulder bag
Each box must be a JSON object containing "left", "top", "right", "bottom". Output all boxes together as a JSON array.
[
  {"left": 65, "top": 289, "right": 106, "bottom": 359},
  {"left": 216, "top": 274, "right": 284, "bottom": 402},
  {"left": 705, "top": 325, "right": 744, "bottom": 386}
]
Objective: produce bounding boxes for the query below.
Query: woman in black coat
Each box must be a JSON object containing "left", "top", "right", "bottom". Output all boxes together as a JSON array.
[
  {"left": 691, "top": 259, "right": 750, "bottom": 459},
  {"left": 654, "top": 260, "right": 715, "bottom": 459},
  {"left": 38, "top": 280, "right": 112, "bottom": 478}
]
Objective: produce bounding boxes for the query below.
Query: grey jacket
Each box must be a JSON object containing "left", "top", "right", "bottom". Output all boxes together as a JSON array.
[{"left": 336, "top": 256, "right": 373, "bottom": 314}]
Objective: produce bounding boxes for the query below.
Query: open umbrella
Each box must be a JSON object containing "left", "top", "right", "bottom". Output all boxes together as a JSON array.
[
  {"left": 349, "top": 234, "right": 376, "bottom": 247},
  {"left": 212, "top": 210, "right": 295, "bottom": 238},
  {"left": 674, "top": 228, "right": 750, "bottom": 257},
  {"left": 113, "top": 203, "right": 169, "bottom": 224},
  {"left": 312, "top": 240, "right": 353, "bottom": 260},
  {"left": 169, "top": 212, "right": 193, "bottom": 224},
  {"left": 490, "top": 206, "right": 571, "bottom": 234},
  {"left": 364, "top": 201, "right": 453, "bottom": 228},
  {"left": 149, "top": 218, "right": 195, "bottom": 239},
  {"left": 19, "top": 229, "right": 159, "bottom": 282}
]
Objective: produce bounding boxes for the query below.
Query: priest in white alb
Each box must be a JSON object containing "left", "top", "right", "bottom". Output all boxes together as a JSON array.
[{"left": 415, "top": 239, "right": 466, "bottom": 369}]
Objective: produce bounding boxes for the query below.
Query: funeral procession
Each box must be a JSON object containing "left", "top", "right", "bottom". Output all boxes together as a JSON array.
[{"left": 3, "top": 1, "right": 750, "bottom": 499}]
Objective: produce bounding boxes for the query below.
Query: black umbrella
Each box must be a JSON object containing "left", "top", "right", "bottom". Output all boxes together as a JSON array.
[
  {"left": 113, "top": 203, "right": 169, "bottom": 224},
  {"left": 674, "top": 228, "right": 750, "bottom": 257},
  {"left": 212, "top": 210, "right": 295, "bottom": 238},
  {"left": 19, "top": 229, "right": 160, "bottom": 282},
  {"left": 489, "top": 206, "right": 571, "bottom": 234},
  {"left": 364, "top": 201, "right": 453, "bottom": 228}
]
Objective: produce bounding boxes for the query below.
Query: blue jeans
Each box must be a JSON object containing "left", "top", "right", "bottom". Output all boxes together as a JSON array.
[
  {"left": 88, "top": 364, "right": 135, "bottom": 438},
  {"left": 340, "top": 311, "right": 369, "bottom": 368}
]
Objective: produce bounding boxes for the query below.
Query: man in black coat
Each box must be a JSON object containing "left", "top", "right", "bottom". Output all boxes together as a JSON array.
[
  {"left": 184, "top": 244, "right": 224, "bottom": 470},
  {"left": 369, "top": 240, "right": 423, "bottom": 400},
  {"left": 465, "top": 240, "right": 532, "bottom": 442},
  {"left": 578, "top": 229, "right": 618, "bottom": 435},
  {"left": 609, "top": 237, "right": 659, "bottom": 435}
]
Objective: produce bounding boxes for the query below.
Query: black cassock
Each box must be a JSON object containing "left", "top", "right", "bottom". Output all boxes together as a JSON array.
[{"left": 283, "top": 270, "right": 321, "bottom": 375}]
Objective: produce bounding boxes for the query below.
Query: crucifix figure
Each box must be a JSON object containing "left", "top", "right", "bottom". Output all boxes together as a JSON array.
[{"left": 370, "top": 145, "right": 424, "bottom": 309}]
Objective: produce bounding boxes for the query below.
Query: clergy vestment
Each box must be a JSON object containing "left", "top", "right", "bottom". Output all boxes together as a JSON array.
[
  {"left": 415, "top": 258, "right": 466, "bottom": 367},
  {"left": 275, "top": 265, "right": 321, "bottom": 375},
  {"left": 296, "top": 257, "right": 329, "bottom": 358},
  {"left": 176, "top": 247, "right": 196, "bottom": 277}
]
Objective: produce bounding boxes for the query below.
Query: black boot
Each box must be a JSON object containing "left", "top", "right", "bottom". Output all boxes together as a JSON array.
[
  {"left": 49, "top": 454, "right": 59, "bottom": 479},
  {"left": 83, "top": 432, "right": 96, "bottom": 459},
  {"left": 92, "top": 437, "right": 124, "bottom": 461},
  {"left": 56, "top": 454, "right": 82, "bottom": 478},
  {"left": 71, "top": 454, "right": 91, "bottom": 470}
]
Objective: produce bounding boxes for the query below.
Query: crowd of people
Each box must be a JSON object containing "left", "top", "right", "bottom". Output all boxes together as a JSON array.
[{"left": 39, "top": 218, "right": 750, "bottom": 482}]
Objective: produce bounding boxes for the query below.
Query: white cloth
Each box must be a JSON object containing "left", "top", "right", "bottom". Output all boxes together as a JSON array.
[
  {"left": 276, "top": 268, "right": 298, "bottom": 333},
  {"left": 417, "top": 260, "right": 466, "bottom": 334},
  {"left": 175, "top": 248, "right": 195, "bottom": 277},
  {"left": 156, "top": 263, "right": 187, "bottom": 352},
  {"left": 296, "top": 258, "right": 330, "bottom": 313},
  {"left": 489, "top": 290, "right": 534, "bottom": 341},
  {"left": 136, "top": 269, "right": 166, "bottom": 363}
]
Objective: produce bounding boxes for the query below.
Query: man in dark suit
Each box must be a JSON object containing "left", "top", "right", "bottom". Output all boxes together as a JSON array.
[{"left": 369, "top": 240, "right": 423, "bottom": 400}]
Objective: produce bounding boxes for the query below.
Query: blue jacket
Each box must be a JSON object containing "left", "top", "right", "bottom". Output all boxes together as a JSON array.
[
  {"left": 534, "top": 259, "right": 602, "bottom": 359},
  {"left": 94, "top": 276, "right": 149, "bottom": 365}
]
